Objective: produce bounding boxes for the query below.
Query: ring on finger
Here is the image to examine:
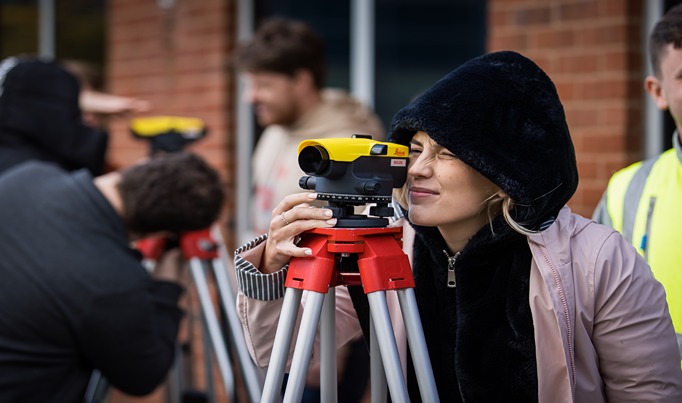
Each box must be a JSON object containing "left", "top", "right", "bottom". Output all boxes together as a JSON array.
[{"left": 280, "top": 212, "right": 291, "bottom": 226}]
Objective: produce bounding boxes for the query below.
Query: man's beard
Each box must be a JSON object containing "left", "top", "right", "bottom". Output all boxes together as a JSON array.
[{"left": 257, "top": 102, "right": 300, "bottom": 127}]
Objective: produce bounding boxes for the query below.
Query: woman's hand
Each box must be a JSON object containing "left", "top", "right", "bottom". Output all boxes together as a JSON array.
[{"left": 261, "top": 192, "right": 337, "bottom": 274}]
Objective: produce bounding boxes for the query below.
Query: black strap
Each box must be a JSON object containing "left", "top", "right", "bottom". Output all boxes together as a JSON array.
[{"left": 348, "top": 285, "right": 371, "bottom": 349}]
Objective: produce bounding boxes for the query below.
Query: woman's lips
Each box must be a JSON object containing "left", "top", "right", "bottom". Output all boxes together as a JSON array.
[{"left": 409, "top": 186, "right": 438, "bottom": 200}]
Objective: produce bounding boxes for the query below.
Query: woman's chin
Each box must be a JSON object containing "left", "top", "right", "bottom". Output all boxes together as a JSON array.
[{"left": 407, "top": 210, "right": 435, "bottom": 227}]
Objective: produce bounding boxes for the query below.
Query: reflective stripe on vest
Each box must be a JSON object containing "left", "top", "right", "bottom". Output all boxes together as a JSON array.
[{"left": 604, "top": 147, "right": 682, "bottom": 356}]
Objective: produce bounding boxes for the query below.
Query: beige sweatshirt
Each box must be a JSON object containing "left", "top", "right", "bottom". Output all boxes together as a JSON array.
[{"left": 250, "top": 88, "right": 385, "bottom": 236}]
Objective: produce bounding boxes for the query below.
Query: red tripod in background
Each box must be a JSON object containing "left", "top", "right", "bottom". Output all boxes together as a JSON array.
[{"left": 135, "top": 228, "right": 264, "bottom": 403}]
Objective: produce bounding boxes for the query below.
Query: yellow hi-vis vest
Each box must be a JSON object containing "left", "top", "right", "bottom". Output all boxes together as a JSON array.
[{"left": 599, "top": 140, "right": 682, "bottom": 350}]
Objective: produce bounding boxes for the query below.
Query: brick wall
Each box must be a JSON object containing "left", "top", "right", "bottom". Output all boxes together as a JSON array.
[
  {"left": 105, "top": 1, "right": 236, "bottom": 402},
  {"left": 488, "top": 0, "right": 645, "bottom": 217},
  {"left": 105, "top": 0, "right": 236, "bottom": 249}
]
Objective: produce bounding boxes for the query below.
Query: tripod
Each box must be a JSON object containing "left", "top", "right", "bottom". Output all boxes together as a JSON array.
[
  {"left": 137, "top": 227, "right": 265, "bottom": 403},
  {"left": 260, "top": 226, "right": 440, "bottom": 403}
]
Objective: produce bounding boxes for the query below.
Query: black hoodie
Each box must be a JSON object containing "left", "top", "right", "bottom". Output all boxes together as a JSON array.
[{"left": 0, "top": 57, "right": 108, "bottom": 176}]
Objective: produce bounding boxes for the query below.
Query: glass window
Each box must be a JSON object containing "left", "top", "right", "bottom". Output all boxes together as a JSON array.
[
  {"left": 0, "top": 0, "right": 39, "bottom": 58},
  {"left": 255, "top": 0, "right": 486, "bottom": 128},
  {"left": 0, "top": 0, "right": 104, "bottom": 66}
]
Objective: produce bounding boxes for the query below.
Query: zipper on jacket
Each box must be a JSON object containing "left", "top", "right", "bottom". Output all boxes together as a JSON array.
[
  {"left": 443, "top": 250, "right": 460, "bottom": 288},
  {"left": 539, "top": 245, "right": 576, "bottom": 394},
  {"left": 442, "top": 249, "right": 465, "bottom": 400}
]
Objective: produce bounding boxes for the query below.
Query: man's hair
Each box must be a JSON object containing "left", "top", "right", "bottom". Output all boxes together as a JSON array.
[
  {"left": 649, "top": 3, "right": 682, "bottom": 76},
  {"left": 232, "top": 17, "right": 327, "bottom": 88},
  {"left": 117, "top": 152, "right": 225, "bottom": 235},
  {"left": 60, "top": 59, "right": 104, "bottom": 91}
]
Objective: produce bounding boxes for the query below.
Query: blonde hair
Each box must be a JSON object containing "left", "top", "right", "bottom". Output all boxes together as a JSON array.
[
  {"left": 494, "top": 195, "right": 539, "bottom": 236},
  {"left": 393, "top": 186, "right": 408, "bottom": 211}
]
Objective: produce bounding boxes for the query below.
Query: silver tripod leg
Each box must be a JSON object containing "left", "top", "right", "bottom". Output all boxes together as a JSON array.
[
  {"left": 84, "top": 370, "right": 109, "bottom": 403},
  {"left": 188, "top": 257, "right": 235, "bottom": 400},
  {"left": 370, "top": 318, "right": 388, "bottom": 403},
  {"left": 367, "top": 291, "right": 410, "bottom": 403},
  {"left": 282, "top": 291, "right": 325, "bottom": 403},
  {"left": 397, "top": 288, "right": 440, "bottom": 402},
  {"left": 261, "top": 287, "right": 303, "bottom": 403},
  {"left": 320, "top": 288, "right": 337, "bottom": 403},
  {"left": 211, "top": 257, "right": 265, "bottom": 402}
]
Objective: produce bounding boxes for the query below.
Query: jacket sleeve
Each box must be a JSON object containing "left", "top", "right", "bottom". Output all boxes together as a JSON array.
[
  {"left": 592, "top": 231, "right": 682, "bottom": 402},
  {"left": 78, "top": 281, "right": 184, "bottom": 396},
  {"left": 234, "top": 236, "right": 363, "bottom": 369}
]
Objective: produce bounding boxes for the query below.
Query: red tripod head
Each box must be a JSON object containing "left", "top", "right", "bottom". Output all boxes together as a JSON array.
[{"left": 136, "top": 227, "right": 218, "bottom": 261}]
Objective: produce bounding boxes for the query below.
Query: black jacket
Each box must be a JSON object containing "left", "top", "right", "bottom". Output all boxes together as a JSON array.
[
  {"left": 0, "top": 58, "right": 108, "bottom": 176},
  {"left": 0, "top": 162, "right": 183, "bottom": 402}
]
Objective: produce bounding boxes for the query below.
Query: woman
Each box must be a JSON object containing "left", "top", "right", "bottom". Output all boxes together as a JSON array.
[{"left": 235, "top": 51, "right": 682, "bottom": 402}]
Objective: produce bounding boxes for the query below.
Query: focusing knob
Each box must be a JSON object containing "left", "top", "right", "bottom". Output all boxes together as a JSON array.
[
  {"left": 299, "top": 176, "right": 316, "bottom": 190},
  {"left": 355, "top": 181, "right": 380, "bottom": 195},
  {"left": 369, "top": 205, "right": 395, "bottom": 218}
]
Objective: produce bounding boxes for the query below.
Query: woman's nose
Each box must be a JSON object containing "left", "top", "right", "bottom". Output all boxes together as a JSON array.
[{"left": 408, "top": 153, "right": 432, "bottom": 177}]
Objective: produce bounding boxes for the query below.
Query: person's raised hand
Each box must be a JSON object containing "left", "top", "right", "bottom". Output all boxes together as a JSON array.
[
  {"left": 261, "top": 192, "right": 337, "bottom": 274},
  {"left": 79, "top": 89, "right": 152, "bottom": 116}
]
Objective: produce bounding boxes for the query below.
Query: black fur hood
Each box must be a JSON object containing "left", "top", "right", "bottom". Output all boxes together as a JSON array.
[{"left": 389, "top": 50, "right": 578, "bottom": 230}]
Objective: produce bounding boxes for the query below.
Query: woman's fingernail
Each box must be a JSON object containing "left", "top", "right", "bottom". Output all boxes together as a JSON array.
[
  {"left": 304, "top": 249, "right": 312, "bottom": 255},
  {"left": 324, "top": 209, "right": 333, "bottom": 217},
  {"left": 326, "top": 218, "right": 337, "bottom": 225},
  {"left": 308, "top": 193, "right": 318, "bottom": 199}
]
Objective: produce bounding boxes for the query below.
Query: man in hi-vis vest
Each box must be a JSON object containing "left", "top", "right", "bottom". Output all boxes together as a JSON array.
[{"left": 593, "top": 4, "right": 682, "bottom": 357}]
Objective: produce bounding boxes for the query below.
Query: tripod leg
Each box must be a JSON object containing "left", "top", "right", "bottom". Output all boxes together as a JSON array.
[
  {"left": 282, "top": 291, "right": 326, "bottom": 403},
  {"left": 367, "top": 291, "right": 410, "bottom": 403},
  {"left": 211, "top": 257, "right": 265, "bottom": 402},
  {"left": 397, "top": 288, "right": 440, "bottom": 403},
  {"left": 370, "top": 318, "right": 388, "bottom": 403},
  {"left": 261, "top": 288, "right": 303, "bottom": 403},
  {"left": 167, "top": 344, "right": 183, "bottom": 403},
  {"left": 84, "top": 370, "right": 109, "bottom": 403},
  {"left": 189, "top": 257, "right": 235, "bottom": 399},
  {"left": 320, "top": 288, "right": 337, "bottom": 403},
  {"left": 201, "top": 315, "right": 216, "bottom": 402}
]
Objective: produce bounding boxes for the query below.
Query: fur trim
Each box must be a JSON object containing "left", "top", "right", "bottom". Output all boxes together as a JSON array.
[
  {"left": 408, "top": 218, "right": 538, "bottom": 402},
  {"left": 389, "top": 51, "right": 577, "bottom": 229}
]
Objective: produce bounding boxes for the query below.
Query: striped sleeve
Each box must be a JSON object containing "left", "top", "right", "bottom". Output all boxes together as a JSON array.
[{"left": 233, "top": 234, "right": 288, "bottom": 301}]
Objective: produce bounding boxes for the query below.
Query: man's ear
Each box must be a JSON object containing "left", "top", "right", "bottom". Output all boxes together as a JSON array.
[
  {"left": 645, "top": 75, "right": 669, "bottom": 111},
  {"left": 292, "top": 68, "right": 315, "bottom": 89}
]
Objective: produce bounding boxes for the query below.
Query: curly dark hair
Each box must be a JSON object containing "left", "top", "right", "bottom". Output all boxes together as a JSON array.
[
  {"left": 649, "top": 3, "right": 682, "bottom": 76},
  {"left": 117, "top": 152, "right": 225, "bottom": 235},
  {"left": 232, "top": 16, "right": 327, "bottom": 89}
]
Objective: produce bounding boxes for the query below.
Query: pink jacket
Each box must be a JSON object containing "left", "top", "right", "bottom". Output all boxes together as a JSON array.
[{"left": 236, "top": 207, "right": 682, "bottom": 402}]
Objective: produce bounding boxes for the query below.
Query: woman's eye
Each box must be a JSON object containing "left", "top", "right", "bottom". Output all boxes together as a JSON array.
[
  {"left": 409, "top": 148, "right": 423, "bottom": 156},
  {"left": 439, "top": 151, "right": 457, "bottom": 159}
]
